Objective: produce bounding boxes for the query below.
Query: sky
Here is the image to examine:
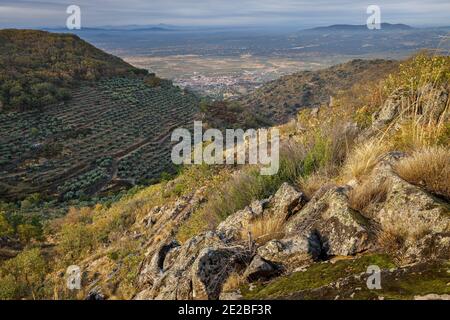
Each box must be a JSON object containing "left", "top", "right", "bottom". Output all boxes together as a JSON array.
[{"left": 0, "top": 0, "right": 449, "bottom": 28}]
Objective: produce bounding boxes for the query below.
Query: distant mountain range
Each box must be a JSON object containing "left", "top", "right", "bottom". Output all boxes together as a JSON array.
[
  {"left": 44, "top": 24, "right": 179, "bottom": 33},
  {"left": 307, "top": 23, "right": 413, "bottom": 31}
]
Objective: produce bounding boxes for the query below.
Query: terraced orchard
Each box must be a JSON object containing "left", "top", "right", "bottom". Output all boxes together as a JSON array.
[{"left": 0, "top": 77, "right": 199, "bottom": 201}]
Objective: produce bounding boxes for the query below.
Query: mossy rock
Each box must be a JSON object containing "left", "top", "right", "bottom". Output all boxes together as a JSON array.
[{"left": 241, "top": 254, "right": 396, "bottom": 299}]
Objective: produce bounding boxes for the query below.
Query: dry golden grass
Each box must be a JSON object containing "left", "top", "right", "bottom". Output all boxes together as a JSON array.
[
  {"left": 395, "top": 146, "right": 450, "bottom": 199},
  {"left": 390, "top": 83, "right": 449, "bottom": 151},
  {"left": 240, "top": 214, "right": 285, "bottom": 245},
  {"left": 297, "top": 171, "right": 332, "bottom": 200},
  {"left": 348, "top": 178, "right": 391, "bottom": 214},
  {"left": 377, "top": 226, "right": 406, "bottom": 254},
  {"left": 341, "top": 139, "right": 391, "bottom": 182},
  {"left": 222, "top": 272, "right": 246, "bottom": 292}
]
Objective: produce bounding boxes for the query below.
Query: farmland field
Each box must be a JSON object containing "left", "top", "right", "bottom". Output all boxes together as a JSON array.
[{"left": 0, "top": 77, "right": 199, "bottom": 202}]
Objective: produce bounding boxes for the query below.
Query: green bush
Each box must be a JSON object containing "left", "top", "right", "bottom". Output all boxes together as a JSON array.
[{"left": 0, "top": 248, "right": 47, "bottom": 300}]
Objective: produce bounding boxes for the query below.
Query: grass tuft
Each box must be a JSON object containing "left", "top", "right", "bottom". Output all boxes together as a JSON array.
[{"left": 394, "top": 146, "right": 450, "bottom": 199}]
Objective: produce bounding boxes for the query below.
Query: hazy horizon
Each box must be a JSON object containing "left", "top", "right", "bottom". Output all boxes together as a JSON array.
[{"left": 1, "top": 0, "right": 449, "bottom": 29}]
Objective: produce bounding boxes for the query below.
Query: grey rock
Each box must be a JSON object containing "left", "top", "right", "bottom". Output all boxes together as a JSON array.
[
  {"left": 243, "top": 255, "right": 281, "bottom": 282},
  {"left": 135, "top": 232, "right": 250, "bottom": 300},
  {"left": 257, "top": 234, "right": 321, "bottom": 271},
  {"left": 266, "top": 182, "right": 305, "bottom": 220}
]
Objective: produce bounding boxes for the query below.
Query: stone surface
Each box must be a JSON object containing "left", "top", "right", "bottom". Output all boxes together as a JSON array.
[
  {"left": 266, "top": 182, "right": 305, "bottom": 220},
  {"left": 257, "top": 234, "right": 321, "bottom": 271},
  {"left": 362, "top": 152, "right": 450, "bottom": 262},
  {"left": 216, "top": 201, "right": 266, "bottom": 242},
  {"left": 285, "top": 186, "right": 373, "bottom": 257},
  {"left": 243, "top": 255, "right": 281, "bottom": 282}
]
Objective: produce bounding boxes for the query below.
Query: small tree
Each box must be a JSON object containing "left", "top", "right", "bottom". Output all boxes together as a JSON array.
[
  {"left": 0, "top": 211, "right": 13, "bottom": 237},
  {"left": 17, "top": 224, "right": 42, "bottom": 244}
]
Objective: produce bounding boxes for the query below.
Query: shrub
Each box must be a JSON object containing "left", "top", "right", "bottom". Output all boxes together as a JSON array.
[
  {"left": 17, "top": 224, "right": 43, "bottom": 243},
  {"left": 302, "top": 133, "right": 331, "bottom": 177},
  {"left": 394, "top": 146, "right": 450, "bottom": 199},
  {"left": 58, "top": 223, "right": 95, "bottom": 261},
  {"left": 384, "top": 54, "right": 450, "bottom": 94}
]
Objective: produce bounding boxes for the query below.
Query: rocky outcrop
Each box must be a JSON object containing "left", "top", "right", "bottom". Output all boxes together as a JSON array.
[
  {"left": 265, "top": 182, "right": 305, "bottom": 220},
  {"left": 136, "top": 232, "right": 251, "bottom": 300},
  {"left": 216, "top": 183, "right": 304, "bottom": 243},
  {"left": 357, "top": 152, "right": 450, "bottom": 263},
  {"left": 371, "top": 85, "right": 449, "bottom": 132},
  {"left": 371, "top": 90, "right": 406, "bottom": 129},
  {"left": 216, "top": 200, "right": 266, "bottom": 242},
  {"left": 134, "top": 149, "right": 449, "bottom": 299},
  {"left": 243, "top": 255, "right": 281, "bottom": 282}
]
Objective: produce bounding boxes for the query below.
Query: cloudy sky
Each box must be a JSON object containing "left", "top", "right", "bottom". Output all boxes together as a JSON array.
[{"left": 0, "top": 0, "right": 449, "bottom": 28}]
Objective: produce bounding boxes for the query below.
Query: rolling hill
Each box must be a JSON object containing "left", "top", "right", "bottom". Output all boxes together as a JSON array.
[
  {"left": 0, "top": 29, "right": 150, "bottom": 111},
  {"left": 238, "top": 59, "right": 399, "bottom": 124}
]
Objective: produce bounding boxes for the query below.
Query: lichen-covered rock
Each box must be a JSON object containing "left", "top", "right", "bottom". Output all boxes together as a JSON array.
[
  {"left": 216, "top": 183, "right": 304, "bottom": 243},
  {"left": 137, "top": 240, "right": 180, "bottom": 287},
  {"left": 243, "top": 255, "right": 281, "bottom": 282},
  {"left": 216, "top": 200, "right": 267, "bottom": 242},
  {"left": 362, "top": 152, "right": 450, "bottom": 262},
  {"left": 266, "top": 182, "right": 305, "bottom": 220},
  {"left": 418, "top": 84, "right": 449, "bottom": 123},
  {"left": 256, "top": 234, "right": 321, "bottom": 271},
  {"left": 371, "top": 90, "right": 405, "bottom": 129},
  {"left": 371, "top": 155, "right": 449, "bottom": 236},
  {"left": 285, "top": 186, "right": 374, "bottom": 257},
  {"left": 403, "top": 233, "right": 450, "bottom": 262},
  {"left": 135, "top": 232, "right": 250, "bottom": 300}
]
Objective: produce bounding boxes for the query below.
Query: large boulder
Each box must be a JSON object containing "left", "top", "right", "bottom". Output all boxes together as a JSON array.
[
  {"left": 216, "top": 200, "right": 267, "bottom": 242},
  {"left": 371, "top": 90, "right": 405, "bottom": 129},
  {"left": 216, "top": 183, "right": 304, "bottom": 243},
  {"left": 285, "top": 186, "right": 374, "bottom": 257},
  {"left": 243, "top": 255, "right": 281, "bottom": 282},
  {"left": 363, "top": 153, "right": 450, "bottom": 262},
  {"left": 256, "top": 234, "right": 321, "bottom": 271}
]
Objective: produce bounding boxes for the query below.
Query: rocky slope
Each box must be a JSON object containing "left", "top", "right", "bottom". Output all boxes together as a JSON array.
[
  {"left": 0, "top": 54, "right": 448, "bottom": 300},
  {"left": 71, "top": 57, "right": 449, "bottom": 300}
]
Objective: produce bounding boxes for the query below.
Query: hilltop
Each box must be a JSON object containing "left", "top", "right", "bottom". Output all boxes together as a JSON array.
[{"left": 0, "top": 29, "right": 148, "bottom": 111}]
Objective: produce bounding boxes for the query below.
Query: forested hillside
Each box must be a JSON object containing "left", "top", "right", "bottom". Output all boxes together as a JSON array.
[{"left": 0, "top": 30, "right": 147, "bottom": 111}]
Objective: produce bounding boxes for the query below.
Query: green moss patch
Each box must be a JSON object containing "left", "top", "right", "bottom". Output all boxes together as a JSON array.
[{"left": 241, "top": 254, "right": 396, "bottom": 299}]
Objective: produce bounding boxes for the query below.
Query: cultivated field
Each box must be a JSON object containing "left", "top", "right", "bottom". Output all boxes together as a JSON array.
[{"left": 0, "top": 77, "right": 199, "bottom": 201}]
